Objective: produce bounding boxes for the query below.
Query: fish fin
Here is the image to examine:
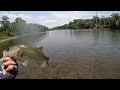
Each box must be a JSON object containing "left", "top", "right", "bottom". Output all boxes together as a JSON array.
[
  {"left": 37, "top": 46, "right": 43, "bottom": 51},
  {"left": 47, "top": 57, "right": 49, "bottom": 60},
  {"left": 22, "top": 60, "right": 28, "bottom": 66},
  {"left": 41, "top": 61, "right": 48, "bottom": 67},
  {"left": 20, "top": 45, "right": 27, "bottom": 48}
]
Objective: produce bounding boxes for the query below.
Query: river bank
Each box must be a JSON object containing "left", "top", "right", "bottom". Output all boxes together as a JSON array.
[
  {"left": 0, "top": 32, "right": 47, "bottom": 43},
  {"left": 0, "top": 33, "right": 14, "bottom": 41}
]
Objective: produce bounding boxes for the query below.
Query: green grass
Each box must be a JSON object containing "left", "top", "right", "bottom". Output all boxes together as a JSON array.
[{"left": 0, "top": 33, "right": 14, "bottom": 41}]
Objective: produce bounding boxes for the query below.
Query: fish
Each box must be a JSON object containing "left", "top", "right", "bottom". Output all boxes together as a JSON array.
[{"left": 2, "top": 44, "right": 49, "bottom": 67}]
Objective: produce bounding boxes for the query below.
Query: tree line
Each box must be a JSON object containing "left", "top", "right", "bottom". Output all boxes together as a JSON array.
[
  {"left": 51, "top": 13, "right": 120, "bottom": 30},
  {"left": 0, "top": 16, "right": 49, "bottom": 40}
]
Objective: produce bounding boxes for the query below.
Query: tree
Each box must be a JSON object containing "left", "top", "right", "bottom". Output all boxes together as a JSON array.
[
  {"left": 110, "top": 13, "right": 120, "bottom": 29},
  {"left": 0, "top": 16, "right": 49, "bottom": 38},
  {"left": 15, "top": 17, "right": 26, "bottom": 23},
  {"left": 0, "top": 16, "right": 10, "bottom": 32}
]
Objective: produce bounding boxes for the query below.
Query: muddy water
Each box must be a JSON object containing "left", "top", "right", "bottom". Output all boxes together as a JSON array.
[{"left": 0, "top": 29, "right": 120, "bottom": 79}]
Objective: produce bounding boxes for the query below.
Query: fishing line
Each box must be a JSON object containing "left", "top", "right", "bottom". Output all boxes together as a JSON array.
[
  {"left": 89, "top": 54, "right": 95, "bottom": 79},
  {"left": 89, "top": 11, "right": 97, "bottom": 79}
]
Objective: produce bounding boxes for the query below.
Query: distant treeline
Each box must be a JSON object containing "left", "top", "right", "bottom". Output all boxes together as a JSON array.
[
  {"left": 0, "top": 16, "right": 49, "bottom": 40},
  {"left": 51, "top": 13, "right": 120, "bottom": 30}
]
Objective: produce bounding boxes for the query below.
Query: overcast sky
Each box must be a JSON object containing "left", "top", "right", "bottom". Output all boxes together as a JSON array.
[{"left": 0, "top": 11, "right": 120, "bottom": 28}]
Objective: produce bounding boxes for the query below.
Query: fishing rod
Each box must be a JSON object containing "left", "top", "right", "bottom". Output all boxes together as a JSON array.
[{"left": 89, "top": 11, "right": 97, "bottom": 79}]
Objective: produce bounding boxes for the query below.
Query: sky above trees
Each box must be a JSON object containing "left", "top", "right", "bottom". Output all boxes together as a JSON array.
[{"left": 0, "top": 11, "right": 120, "bottom": 28}]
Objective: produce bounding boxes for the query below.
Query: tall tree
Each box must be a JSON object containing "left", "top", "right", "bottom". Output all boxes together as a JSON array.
[{"left": 0, "top": 16, "right": 10, "bottom": 32}]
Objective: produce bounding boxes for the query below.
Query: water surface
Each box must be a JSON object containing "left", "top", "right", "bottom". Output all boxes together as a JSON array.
[{"left": 0, "top": 29, "right": 120, "bottom": 79}]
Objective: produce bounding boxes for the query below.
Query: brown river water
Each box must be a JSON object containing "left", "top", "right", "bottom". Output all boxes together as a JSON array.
[{"left": 0, "top": 29, "right": 120, "bottom": 79}]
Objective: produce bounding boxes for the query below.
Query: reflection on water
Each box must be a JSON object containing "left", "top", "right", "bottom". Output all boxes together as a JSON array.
[{"left": 0, "top": 29, "right": 120, "bottom": 79}]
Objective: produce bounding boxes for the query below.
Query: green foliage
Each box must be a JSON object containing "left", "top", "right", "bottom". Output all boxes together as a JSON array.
[
  {"left": 51, "top": 13, "right": 120, "bottom": 30},
  {"left": 0, "top": 16, "right": 49, "bottom": 40}
]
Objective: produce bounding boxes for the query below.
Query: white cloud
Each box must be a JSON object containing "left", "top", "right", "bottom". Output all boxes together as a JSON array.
[{"left": 0, "top": 11, "right": 120, "bottom": 28}]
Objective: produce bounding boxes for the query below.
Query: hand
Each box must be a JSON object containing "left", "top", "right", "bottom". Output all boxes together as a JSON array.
[{"left": 3, "top": 57, "right": 16, "bottom": 72}]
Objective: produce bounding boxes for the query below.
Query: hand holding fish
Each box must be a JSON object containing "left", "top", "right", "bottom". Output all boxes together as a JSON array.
[
  {"left": 0, "top": 44, "right": 49, "bottom": 79},
  {"left": 0, "top": 55, "right": 18, "bottom": 79},
  {"left": 3, "top": 57, "right": 16, "bottom": 72}
]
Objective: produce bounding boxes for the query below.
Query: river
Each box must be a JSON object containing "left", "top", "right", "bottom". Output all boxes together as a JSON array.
[{"left": 0, "top": 29, "right": 120, "bottom": 79}]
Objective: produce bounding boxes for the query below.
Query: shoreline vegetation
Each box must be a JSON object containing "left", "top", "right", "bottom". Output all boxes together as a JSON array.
[
  {"left": 0, "top": 16, "right": 49, "bottom": 41},
  {"left": 1, "top": 13, "right": 120, "bottom": 41},
  {"left": 50, "top": 13, "right": 120, "bottom": 30},
  {"left": 0, "top": 32, "right": 45, "bottom": 43}
]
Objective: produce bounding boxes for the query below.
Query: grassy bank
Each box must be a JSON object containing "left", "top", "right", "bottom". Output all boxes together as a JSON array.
[
  {"left": 0, "top": 32, "right": 47, "bottom": 43},
  {"left": 0, "top": 33, "right": 14, "bottom": 41}
]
